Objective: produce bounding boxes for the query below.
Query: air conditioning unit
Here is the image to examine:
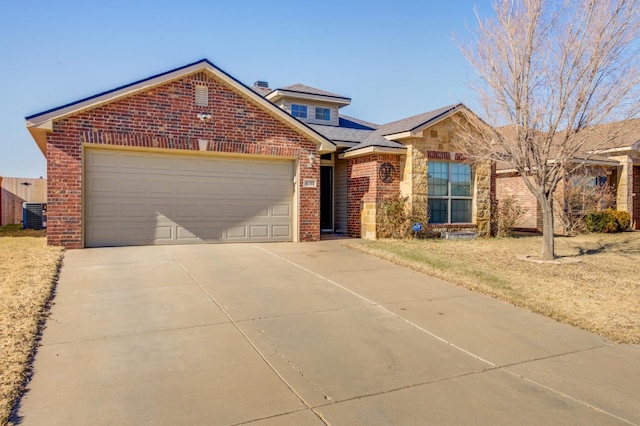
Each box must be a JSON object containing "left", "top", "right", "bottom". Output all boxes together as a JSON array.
[{"left": 23, "top": 202, "right": 47, "bottom": 230}]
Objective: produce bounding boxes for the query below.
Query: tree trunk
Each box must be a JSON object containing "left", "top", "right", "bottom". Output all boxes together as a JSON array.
[{"left": 539, "top": 196, "right": 556, "bottom": 260}]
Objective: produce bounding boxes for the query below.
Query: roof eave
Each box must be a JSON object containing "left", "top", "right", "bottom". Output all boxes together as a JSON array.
[
  {"left": 383, "top": 131, "right": 413, "bottom": 141},
  {"left": 26, "top": 121, "right": 51, "bottom": 155},
  {"left": 340, "top": 146, "right": 406, "bottom": 159},
  {"left": 266, "top": 89, "right": 351, "bottom": 107}
]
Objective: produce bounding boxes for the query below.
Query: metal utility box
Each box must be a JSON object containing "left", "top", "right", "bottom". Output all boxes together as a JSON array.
[{"left": 23, "top": 202, "right": 47, "bottom": 230}]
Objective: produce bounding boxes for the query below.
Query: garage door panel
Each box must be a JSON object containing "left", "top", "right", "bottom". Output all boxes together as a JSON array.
[
  {"left": 120, "top": 203, "right": 146, "bottom": 217},
  {"left": 89, "top": 202, "right": 117, "bottom": 218},
  {"left": 227, "top": 226, "right": 247, "bottom": 238},
  {"left": 273, "top": 204, "right": 291, "bottom": 217},
  {"left": 272, "top": 225, "right": 291, "bottom": 238},
  {"left": 250, "top": 225, "right": 269, "bottom": 238},
  {"left": 85, "top": 150, "right": 295, "bottom": 247},
  {"left": 89, "top": 177, "right": 117, "bottom": 193}
]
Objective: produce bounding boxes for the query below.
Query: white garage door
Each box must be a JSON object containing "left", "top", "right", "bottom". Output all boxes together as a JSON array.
[{"left": 84, "top": 149, "right": 294, "bottom": 247}]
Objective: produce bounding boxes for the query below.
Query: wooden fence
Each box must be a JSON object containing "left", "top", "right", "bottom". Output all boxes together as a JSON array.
[{"left": 0, "top": 177, "right": 47, "bottom": 226}]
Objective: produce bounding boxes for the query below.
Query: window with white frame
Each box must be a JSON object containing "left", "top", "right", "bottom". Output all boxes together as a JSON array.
[
  {"left": 427, "top": 161, "right": 473, "bottom": 223},
  {"left": 315, "top": 107, "right": 330, "bottom": 121},
  {"left": 291, "top": 104, "right": 308, "bottom": 118}
]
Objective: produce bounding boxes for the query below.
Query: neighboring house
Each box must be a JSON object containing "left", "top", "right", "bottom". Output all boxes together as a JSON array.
[
  {"left": 0, "top": 176, "right": 47, "bottom": 226},
  {"left": 496, "top": 120, "right": 640, "bottom": 232},
  {"left": 25, "top": 59, "right": 494, "bottom": 248}
]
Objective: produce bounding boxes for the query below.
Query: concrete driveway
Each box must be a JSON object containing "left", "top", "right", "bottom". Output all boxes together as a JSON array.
[{"left": 14, "top": 241, "right": 640, "bottom": 425}]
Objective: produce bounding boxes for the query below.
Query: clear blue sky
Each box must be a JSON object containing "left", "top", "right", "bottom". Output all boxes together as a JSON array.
[{"left": 0, "top": 0, "right": 491, "bottom": 178}]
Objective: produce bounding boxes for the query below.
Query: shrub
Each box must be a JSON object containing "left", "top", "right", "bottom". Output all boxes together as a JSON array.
[
  {"left": 585, "top": 209, "right": 631, "bottom": 233},
  {"left": 377, "top": 194, "right": 425, "bottom": 238},
  {"left": 495, "top": 195, "right": 525, "bottom": 237},
  {"left": 555, "top": 170, "right": 615, "bottom": 235},
  {"left": 612, "top": 210, "right": 631, "bottom": 231}
]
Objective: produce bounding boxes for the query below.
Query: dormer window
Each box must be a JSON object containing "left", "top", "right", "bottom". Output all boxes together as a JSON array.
[
  {"left": 291, "top": 104, "right": 308, "bottom": 118},
  {"left": 315, "top": 107, "right": 331, "bottom": 121}
]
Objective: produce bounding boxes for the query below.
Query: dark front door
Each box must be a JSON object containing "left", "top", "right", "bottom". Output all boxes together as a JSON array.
[{"left": 320, "top": 166, "right": 333, "bottom": 230}]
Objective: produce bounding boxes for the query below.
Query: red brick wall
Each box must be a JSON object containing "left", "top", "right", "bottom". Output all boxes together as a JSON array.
[
  {"left": 46, "top": 71, "right": 320, "bottom": 247},
  {"left": 633, "top": 166, "right": 640, "bottom": 230},
  {"left": 495, "top": 173, "right": 539, "bottom": 230},
  {"left": 346, "top": 154, "right": 400, "bottom": 238}
]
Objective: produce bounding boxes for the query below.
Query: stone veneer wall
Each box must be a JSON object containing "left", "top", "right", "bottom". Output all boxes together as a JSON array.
[
  {"left": 607, "top": 154, "right": 640, "bottom": 231},
  {"left": 399, "top": 117, "right": 494, "bottom": 236},
  {"left": 46, "top": 71, "right": 321, "bottom": 248}
]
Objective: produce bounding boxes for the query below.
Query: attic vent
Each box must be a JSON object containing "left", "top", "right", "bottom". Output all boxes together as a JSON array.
[
  {"left": 195, "top": 85, "right": 209, "bottom": 106},
  {"left": 430, "top": 130, "right": 438, "bottom": 138},
  {"left": 254, "top": 81, "right": 269, "bottom": 88}
]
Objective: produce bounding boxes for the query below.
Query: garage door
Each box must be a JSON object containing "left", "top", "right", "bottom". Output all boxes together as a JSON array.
[{"left": 84, "top": 149, "right": 294, "bottom": 247}]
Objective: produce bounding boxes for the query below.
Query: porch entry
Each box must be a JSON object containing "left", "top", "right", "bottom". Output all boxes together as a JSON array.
[{"left": 320, "top": 165, "right": 333, "bottom": 232}]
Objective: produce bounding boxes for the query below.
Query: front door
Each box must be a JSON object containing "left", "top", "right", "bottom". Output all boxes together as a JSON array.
[{"left": 320, "top": 166, "right": 333, "bottom": 231}]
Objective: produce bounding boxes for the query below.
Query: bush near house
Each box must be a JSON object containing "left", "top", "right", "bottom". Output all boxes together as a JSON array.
[
  {"left": 377, "top": 194, "right": 427, "bottom": 239},
  {"left": 585, "top": 209, "right": 631, "bottom": 233},
  {"left": 495, "top": 195, "right": 526, "bottom": 237}
]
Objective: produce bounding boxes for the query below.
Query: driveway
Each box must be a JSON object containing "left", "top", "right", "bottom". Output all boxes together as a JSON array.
[{"left": 14, "top": 241, "right": 640, "bottom": 425}]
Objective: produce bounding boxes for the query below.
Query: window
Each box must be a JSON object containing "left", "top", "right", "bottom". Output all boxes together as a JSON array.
[
  {"left": 315, "top": 107, "right": 331, "bottom": 121},
  {"left": 291, "top": 104, "right": 307, "bottom": 118},
  {"left": 427, "top": 161, "right": 472, "bottom": 224}
]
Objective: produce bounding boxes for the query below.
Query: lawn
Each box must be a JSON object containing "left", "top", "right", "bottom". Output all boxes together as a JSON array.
[
  {"left": 344, "top": 232, "right": 640, "bottom": 344},
  {"left": 0, "top": 226, "right": 63, "bottom": 426}
]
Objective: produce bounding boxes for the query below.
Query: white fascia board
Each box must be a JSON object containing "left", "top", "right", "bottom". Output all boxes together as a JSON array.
[
  {"left": 340, "top": 146, "right": 406, "bottom": 159},
  {"left": 266, "top": 89, "right": 351, "bottom": 107},
  {"left": 383, "top": 131, "right": 412, "bottom": 141}
]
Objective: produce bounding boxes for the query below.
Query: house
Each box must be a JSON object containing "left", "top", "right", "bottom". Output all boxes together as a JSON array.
[
  {"left": 25, "top": 59, "right": 494, "bottom": 248},
  {"left": 495, "top": 120, "right": 640, "bottom": 232},
  {"left": 0, "top": 176, "right": 47, "bottom": 226}
]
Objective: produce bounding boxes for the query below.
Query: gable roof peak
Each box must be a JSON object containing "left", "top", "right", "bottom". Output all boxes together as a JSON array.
[
  {"left": 25, "top": 58, "right": 335, "bottom": 155},
  {"left": 376, "top": 103, "right": 465, "bottom": 138}
]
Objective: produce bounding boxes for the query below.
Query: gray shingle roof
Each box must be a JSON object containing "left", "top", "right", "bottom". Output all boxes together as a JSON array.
[
  {"left": 309, "top": 124, "right": 372, "bottom": 143},
  {"left": 346, "top": 134, "right": 406, "bottom": 152},
  {"left": 376, "top": 104, "right": 461, "bottom": 136},
  {"left": 250, "top": 85, "right": 272, "bottom": 97},
  {"left": 278, "top": 84, "right": 350, "bottom": 101}
]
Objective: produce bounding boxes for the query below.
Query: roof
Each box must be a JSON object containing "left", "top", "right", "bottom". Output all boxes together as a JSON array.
[
  {"left": 25, "top": 59, "right": 335, "bottom": 155},
  {"left": 250, "top": 85, "right": 273, "bottom": 97},
  {"left": 309, "top": 124, "right": 372, "bottom": 147},
  {"left": 266, "top": 83, "right": 351, "bottom": 107},
  {"left": 377, "top": 104, "right": 463, "bottom": 138},
  {"left": 278, "top": 84, "right": 350, "bottom": 100},
  {"left": 339, "top": 115, "right": 379, "bottom": 130},
  {"left": 346, "top": 134, "right": 406, "bottom": 152}
]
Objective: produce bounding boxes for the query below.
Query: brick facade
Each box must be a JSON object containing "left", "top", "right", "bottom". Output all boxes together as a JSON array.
[
  {"left": 46, "top": 71, "right": 320, "bottom": 247},
  {"left": 347, "top": 154, "right": 400, "bottom": 239},
  {"left": 495, "top": 173, "right": 539, "bottom": 230}
]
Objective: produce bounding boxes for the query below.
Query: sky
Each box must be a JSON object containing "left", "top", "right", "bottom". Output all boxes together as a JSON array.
[{"left": 0, "top": 0, "right": 492, "bottom": 178}]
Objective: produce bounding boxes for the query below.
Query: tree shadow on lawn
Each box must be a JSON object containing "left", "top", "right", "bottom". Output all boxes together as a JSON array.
[{"left": 557, "top": 233, "right": 640, "bottom": 258}]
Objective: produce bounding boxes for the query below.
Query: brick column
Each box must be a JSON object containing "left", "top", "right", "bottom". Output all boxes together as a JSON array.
[{"left": 347, "top": 154, "right": 400, "bottom": 239}]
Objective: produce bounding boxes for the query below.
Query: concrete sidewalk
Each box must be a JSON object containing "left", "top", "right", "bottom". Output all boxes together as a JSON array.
[{"left": 14, "top": 241, "right": 640, "bottom": 425}]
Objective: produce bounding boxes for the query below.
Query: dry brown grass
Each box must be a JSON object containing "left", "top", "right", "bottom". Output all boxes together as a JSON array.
[
  {"left": 344, "top": 232, "right": 640, "bottom": 344},
  {"left": 0, "top": 226, "right": 63, "bottom": 426}
]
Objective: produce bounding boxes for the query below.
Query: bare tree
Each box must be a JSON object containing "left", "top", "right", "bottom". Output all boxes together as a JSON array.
[{"left": 455, "top": 0, "right": 640, "bottom": 259}]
